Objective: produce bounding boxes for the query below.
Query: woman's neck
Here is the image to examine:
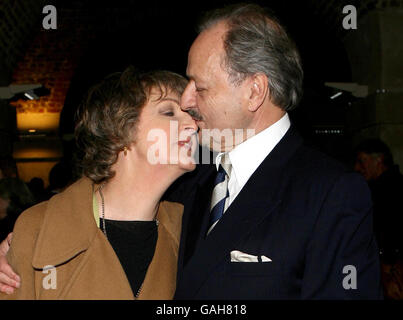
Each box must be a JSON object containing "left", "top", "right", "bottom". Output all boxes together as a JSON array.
[{"left": 96, "top": 157, "right": 181, "bottom": 221}]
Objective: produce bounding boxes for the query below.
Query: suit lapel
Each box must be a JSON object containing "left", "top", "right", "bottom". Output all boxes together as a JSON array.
[
  {"left": 178, "top": 162, "right": 282, "bottom": 298},
  {"left": 180, "top": 165, "right": 216, "bottom": 267},
  {"left": 177, "top": 125, "right": 303, "bottom": 298}
]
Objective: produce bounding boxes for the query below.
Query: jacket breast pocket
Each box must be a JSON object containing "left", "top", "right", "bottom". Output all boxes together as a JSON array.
[
  {"left": 226, "top": 261, "right": 280, "bottom": 277},
  {"left": 222, "top": 262, "right": 283, "bottom": 299}
]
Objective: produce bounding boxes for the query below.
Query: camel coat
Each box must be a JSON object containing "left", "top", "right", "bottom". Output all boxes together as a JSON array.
[{"left": 0, "top": 177, "right": 184, "bottom": 300}]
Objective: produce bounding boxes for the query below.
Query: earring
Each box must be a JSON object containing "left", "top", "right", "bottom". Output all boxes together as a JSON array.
[{"left": 123, "top": 146, "right": 128, "bottom": 156}]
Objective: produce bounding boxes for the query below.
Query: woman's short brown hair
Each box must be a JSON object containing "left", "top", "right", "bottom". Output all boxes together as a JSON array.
[{"left": 74, "top": 66, "right": 188, "bottom": 183}]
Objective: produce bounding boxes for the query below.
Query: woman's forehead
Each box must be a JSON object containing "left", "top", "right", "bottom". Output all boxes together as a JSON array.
[{"left": 148, "top": 86, "right": 181, "bottom": 103}]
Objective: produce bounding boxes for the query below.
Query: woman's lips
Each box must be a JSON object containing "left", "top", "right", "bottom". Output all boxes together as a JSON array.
[{"left": 178, "top": 139, "right": 192, "bottom": 149}]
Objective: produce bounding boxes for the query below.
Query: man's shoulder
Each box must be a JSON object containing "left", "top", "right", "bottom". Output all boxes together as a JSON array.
[
  {"left": 280, "top": 141, "right": 369, "bottom": 199},
  {"left": 272, "top": 125, "right": 350, "bottom": 180},
  {"left": 289, "top": 142, "right": 349, "bottom": 177}
]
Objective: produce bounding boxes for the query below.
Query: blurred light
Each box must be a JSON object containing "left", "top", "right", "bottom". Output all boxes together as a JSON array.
[
  {"left": 330, "top": 92, "right": 343, "bottom": 99},
  {"left": 24, "top": 92, "right": 35, "bottom": 100},
  {"left": 314, "top": 129, "right": 343, "bottom": 135},
  {"left": 28, "top": 129, "right": 37, "bottom": 133},
  {"left": 17, "top": 112, "right": 60, "bottom": 132}
]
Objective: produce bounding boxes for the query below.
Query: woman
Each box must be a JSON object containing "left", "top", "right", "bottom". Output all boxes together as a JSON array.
[{"left": 0, "top": 67, "right": 197, "bottom": 299}]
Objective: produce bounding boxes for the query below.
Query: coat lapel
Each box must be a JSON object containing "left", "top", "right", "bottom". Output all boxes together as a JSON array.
[
  {"left": 138, "top": 201, "right": 184, "bottom": 299},
  {"left": 31, "top": 178, "right": 135, "bottom": 299},
  {"left": 31, "top": 178, "right": 98, "bottom": 269},
  {"left": 177, "top": 125, "right": 303, "bottom": 298}
]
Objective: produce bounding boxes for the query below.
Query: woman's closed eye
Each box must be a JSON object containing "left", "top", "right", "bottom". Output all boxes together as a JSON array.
[{"left": 160, "top": 109, "right": 175, "bottom": 117}]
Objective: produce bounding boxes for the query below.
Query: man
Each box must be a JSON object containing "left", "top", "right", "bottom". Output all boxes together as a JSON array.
[
  {"left": 0, "top": 3, "right": 382, "bottom": 299},
  {"left": 172, "top": 4, "right": 382, "bottom": 299},
  {"left": 354, "top": 139, "right": 403, "bottom": 259},
  {"left": 354, "top": 139, "right": 403, "bottom": 299}
]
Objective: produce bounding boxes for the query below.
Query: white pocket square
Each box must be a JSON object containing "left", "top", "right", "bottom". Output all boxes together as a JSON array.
[{"left": 230, "top": 250, "right": 272, "bottom": 262}]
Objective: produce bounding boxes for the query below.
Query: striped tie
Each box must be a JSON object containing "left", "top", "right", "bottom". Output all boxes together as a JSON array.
[{"left": 207, "top": 155, "right": 232, "bottom": 235}]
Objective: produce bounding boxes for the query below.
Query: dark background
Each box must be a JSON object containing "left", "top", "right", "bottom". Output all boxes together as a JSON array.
[{"left": 1, "top": 0, "right": 402, "bottom": 185}]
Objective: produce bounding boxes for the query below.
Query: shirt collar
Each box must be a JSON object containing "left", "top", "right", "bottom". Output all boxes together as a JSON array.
[{"left": 215, "top": 113, "right": 291, "bottom": 189}]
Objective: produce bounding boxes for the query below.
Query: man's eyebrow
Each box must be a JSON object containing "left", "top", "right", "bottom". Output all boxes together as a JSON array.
[
  {"left": 187, "top": 74, "right": 206, "bottom": 87},
  {"left": 186, "top": 72, "right": 198, "bottom": 82}
]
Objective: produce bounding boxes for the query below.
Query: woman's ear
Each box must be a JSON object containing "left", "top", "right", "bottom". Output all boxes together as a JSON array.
[{"left": 248, "top": 73, "right": 269, "bottom": 112}]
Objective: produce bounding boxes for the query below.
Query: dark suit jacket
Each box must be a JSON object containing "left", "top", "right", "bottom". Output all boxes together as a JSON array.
[{"left": 166, "top": 125, "right": 382, "bottom": 299}]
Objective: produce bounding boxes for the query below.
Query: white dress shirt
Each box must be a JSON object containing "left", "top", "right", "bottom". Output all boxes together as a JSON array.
[{"left": 215, "top": 113, "right": 291, "bottom": 211}]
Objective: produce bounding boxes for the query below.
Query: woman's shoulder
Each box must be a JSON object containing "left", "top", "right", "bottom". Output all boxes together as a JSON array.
[
  {"left": 9, "top": 177, "right": 95, "bottom": 263},
  {"left": 13, "top": 177, "right": 91, "bottom": 232},
  {"left": 15, "top": 201, "right": 48, "bottom": 227},
  {"left": 12, "top": 201, "right": 48, "bottom": 239},
  {"left": 8, "top": 201, "right": 49, "bottom": 263}
]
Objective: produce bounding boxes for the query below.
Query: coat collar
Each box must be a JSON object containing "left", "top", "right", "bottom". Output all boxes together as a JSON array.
[{"left": 32, "top": 177, "right": 97, "bottom": 268}]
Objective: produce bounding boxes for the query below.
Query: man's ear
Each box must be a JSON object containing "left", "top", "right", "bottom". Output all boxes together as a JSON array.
[{"left": 247, "top": 73, "right": 269, "bottom": 112}]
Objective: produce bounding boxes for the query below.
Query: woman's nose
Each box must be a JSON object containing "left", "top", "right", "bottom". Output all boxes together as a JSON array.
[
  {"left": 181, "top": 117, "right": 198, "bottom": 134},
  {"left": 179, "top": 112, "right": 198, "bottom": 138}
]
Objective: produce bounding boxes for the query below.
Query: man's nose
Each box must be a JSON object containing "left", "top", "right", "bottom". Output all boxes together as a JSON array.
[{"left": 180, "top": 81, "right": 196, "bottom": 112}]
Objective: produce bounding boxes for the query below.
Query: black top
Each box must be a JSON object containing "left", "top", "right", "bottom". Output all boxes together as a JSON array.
[{"left": 100, "top": 218, "right": 158, "bottom": 296}]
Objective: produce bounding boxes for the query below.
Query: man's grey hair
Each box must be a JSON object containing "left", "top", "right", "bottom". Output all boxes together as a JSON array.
[{"left": 197, "top": 3, "right": 304, "bottom": 111}]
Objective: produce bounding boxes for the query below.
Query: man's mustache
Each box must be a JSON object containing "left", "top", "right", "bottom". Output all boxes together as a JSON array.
[{"left": 187, "top": 109, "right": 203, "bottom": 121}]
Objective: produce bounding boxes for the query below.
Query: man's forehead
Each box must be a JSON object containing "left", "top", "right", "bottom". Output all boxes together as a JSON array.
[
  {"left": 187, "top": 22, "right": 227, "bottom": 77},
  {"left": 193, "top": 22, "right": 226, "bottom": 52}
]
